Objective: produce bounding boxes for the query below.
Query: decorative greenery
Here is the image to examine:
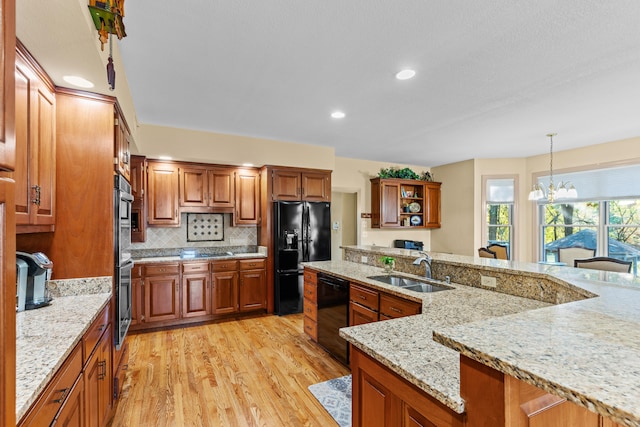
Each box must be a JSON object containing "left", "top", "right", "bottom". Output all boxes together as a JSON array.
[
  {"left": 377, "top": 167, "right": 434, "bottom": 182},
  {"left": 380, "top": 256, "right": 396, "bottom": 266}
]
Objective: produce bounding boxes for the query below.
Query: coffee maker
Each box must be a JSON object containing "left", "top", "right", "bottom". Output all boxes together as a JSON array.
[{"left": 16, "top": 251, "right": 53, "bottom": 311}]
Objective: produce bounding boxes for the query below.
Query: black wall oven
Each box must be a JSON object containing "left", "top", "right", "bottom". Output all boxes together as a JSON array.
[{"left": 114, "top": 174, "right": 134, "bottom": 350}]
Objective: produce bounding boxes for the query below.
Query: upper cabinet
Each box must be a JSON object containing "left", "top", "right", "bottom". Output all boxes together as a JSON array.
[
  {"left": 114, "top": 106, "right": 131, "bottom": 181},
  {"left": 234, "top": 168, "right": 260, "bottom": 226},
  {"left": 15, "top": 44, "right": 56, "bottom": 232},
  {"left": 370, "top": 178, "right": 441, "bottom": 229},
  {"left": 147, "top": 161, "right": 180, "bottom": 227},
  {"left": 271, "top": 168, "right": 331, "bottom": 202},
  {"left": 179, "top": 165, "right": 234, "bottom": 210},
  {"left": 130, "top": 155, "right": 146, "bottom": 242},
  {"left": 0, "top": 0, "right": 15, "bottom": 173}
]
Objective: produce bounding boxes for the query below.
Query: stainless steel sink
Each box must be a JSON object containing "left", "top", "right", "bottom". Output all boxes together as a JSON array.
[{"left": 367, "top": 275, "right": 452, "bottom": 293}]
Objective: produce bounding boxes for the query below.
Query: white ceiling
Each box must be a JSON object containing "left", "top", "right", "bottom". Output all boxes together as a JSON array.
[{"left": 16, "top": 0, "right": 640, "bottom": 167}]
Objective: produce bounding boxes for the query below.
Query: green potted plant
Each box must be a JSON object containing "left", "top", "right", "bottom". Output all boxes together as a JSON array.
[{"left": 380, "top": 256, "right": 396, "bottom": 274}]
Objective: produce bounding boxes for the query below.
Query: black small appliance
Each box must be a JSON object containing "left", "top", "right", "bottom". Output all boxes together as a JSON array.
[{"left": 393, "top": 239, "right": 424, "bottom": 250}]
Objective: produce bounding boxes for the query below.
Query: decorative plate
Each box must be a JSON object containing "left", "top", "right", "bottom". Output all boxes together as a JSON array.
[
  {"left": 410, "top": 215, "right": 422, "bottom": 226},
  {"left": 409, "top": 202, "right": 421, "bottom": 213}
]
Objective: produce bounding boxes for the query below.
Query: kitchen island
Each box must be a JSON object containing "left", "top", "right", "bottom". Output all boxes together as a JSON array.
[{"left": 305, "top": 245, "right": 640, "bottom": 427}]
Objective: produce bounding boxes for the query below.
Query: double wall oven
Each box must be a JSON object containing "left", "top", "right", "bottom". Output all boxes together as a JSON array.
[{"left": 114, "top": 174, "right": 134, "bottom": 350}]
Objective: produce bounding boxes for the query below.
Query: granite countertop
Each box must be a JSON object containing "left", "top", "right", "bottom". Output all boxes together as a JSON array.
[
  {"left": 133, "top": 252, "right": 266, "bottom": 264},
  {"left": 16, "top": 289, "right": 111, "bottom": 421},
  {"left": 307, "top": 248, "right": 640, "bottom": 426},
  {"left": 304, "top": 260, "right": 549, "bottom": 413}
]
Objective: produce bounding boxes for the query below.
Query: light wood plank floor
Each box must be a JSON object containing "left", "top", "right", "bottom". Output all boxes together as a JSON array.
[{"left": 110, "top": 314, "right": 350, "bottom": 427}]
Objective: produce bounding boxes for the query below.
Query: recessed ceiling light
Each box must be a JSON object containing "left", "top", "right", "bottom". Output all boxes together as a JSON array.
[
  {"left": 395, "top": 69, "right": 416, "bottom": 80},
  {"left": 331, "top": 111, "right": 346, "bottom": 119},
  {"left": 62, "top": 75, "right": 94, "bottom": 88},
  {"left": 242, "top": 163, "right": 254, "bottom": 167},
  {"left": 158, "top": 155, "right": 172, "bottom": 160}
]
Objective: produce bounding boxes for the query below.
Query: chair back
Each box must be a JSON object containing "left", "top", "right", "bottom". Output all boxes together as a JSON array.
[
  {"left": 487, "top": 244, "right": 509, "bottom": 260},
  {"left": 558, "top": 247, "right": 595, "bottom": 267},
  {"left": 574, "top": 257, "right": 632, "bottom": 273},
  {"left": 478, "top": 248, "right": 497, "bottom": 259}
]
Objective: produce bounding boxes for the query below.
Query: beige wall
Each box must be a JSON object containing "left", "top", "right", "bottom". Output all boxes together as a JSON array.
[
  {"left": 430, "top": 160, "right": 475, "bottom": 256},
  {"left": 135, "top": 124, "right": 335, "bottom": 169}
]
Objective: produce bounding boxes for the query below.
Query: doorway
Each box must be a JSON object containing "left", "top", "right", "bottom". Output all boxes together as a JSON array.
[{"left": 330, "top": 192, "right": 358, "bottom": 261}]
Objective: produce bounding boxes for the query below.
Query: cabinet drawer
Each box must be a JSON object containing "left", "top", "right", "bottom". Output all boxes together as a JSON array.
[
  {"left": 379, "top": 293, "right": 421, "bottom": 319},
  {"left": 303, "top": 269, "right": 317, "bottom": 285},
  {"left": 114, "top": 344, "right": 130, "bottom": 401},
  {"left": 239, "top": 258, "right": 265, "bottom": 270},
  {"left": 182, "top": 261, "right": 209, "bottom": 273},
  {"left": 350, "top": 301, "right": 379, "bottom": 326},
  {"left": 211, "top": 260, "right": 238, "bottom": 272},
  {"left": 131, "top": 265, "right": 143, "bottom": 279},
  {"left": 83, "top": 304, "right": 110, "bottom": 364},
  {"left": 303, "top": 281, "right": 317, "bottom": 303},
  {"left": 303, "top": 298, "right": 318, "bottom": 321},
  {"left": 18, "top": 344, "right": 83, "bottom": 427},
  {"left": 350, "top": 284, "right": 379, "bottom": 311},
  {"left": 303, "top": 316, "right": 318, "bottom": 341},
  {"left": 144, "top": 263, "right": 180, "bottom": 276}
]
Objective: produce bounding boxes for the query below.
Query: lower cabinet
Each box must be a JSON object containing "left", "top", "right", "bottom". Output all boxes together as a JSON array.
[
  {"left": 182, "top": 261, "right": 211, "bottom": 318},
  {"left": 212, "top": 260, "right": 239, "bottom": 314},
  {"left": 303, "top": 269, "right": 318, "bottom": 341},
  {"left": 143, "top": 263, "right": 181, "bottom": 323},
  {"left": 54, "top": 375, "right": 84, "bottom": 426},
  {"left": 239, "top": 259, "right": 267, "bottom": 311},
  {"left": 85, "top": 324, "right": 113, "bottom": 427},
  {"left": 460, "top": 355, "right": 622, "bottom": 427},
  {"left": 351, "top": 346, "right": 464, "bottom": 427}
]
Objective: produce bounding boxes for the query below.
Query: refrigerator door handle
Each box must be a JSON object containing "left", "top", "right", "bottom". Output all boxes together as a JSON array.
[{"left": 303, "top": 204, "right": 310, "bottom": 261}]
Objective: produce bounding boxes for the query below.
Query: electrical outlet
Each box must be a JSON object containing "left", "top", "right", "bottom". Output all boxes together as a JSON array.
[
  {"left": 480, "top": 275, "right": 497, "bottom": 288},
  {"left": 361, "top": 256, "right": 368, "bottom": 264}
]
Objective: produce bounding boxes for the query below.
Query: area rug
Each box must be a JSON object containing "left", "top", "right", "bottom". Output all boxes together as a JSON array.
[{"left": 308, "top": 375, "right": 352, "bottom": 427}]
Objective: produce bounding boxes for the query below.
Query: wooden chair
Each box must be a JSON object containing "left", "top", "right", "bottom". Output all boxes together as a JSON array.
[
  {"left": 478, "top": 248, "right": 497, "bottom": 259},
  {"left": 486, "top": 244, "right": 509, "bottom": 260},
  {"left": 574, "top": 257, "right": 632, "bottom": 273},
  {"left": 558, "top": 247, "right": 595, "bottom": 267}
]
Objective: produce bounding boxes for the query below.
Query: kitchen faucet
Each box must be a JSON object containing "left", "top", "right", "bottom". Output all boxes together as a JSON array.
[{"left": 413, "top": 251, "right": 433, "bottom": 279}]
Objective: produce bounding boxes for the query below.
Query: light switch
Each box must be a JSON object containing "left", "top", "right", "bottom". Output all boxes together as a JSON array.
[{"left": 333, "top": 221, "right": 340, "bottom": 230}]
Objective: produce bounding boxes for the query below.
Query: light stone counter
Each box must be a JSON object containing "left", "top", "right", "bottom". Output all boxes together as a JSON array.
[
  {"left": 133, "top": 252, "right": 266, "bottom": 264},
  {"left": 303, "top": 260, "right": 549, "bottom": 413},
  {"left": 16, "top": 280, "right": 111, "bottom": 422},
  {"left": 321, "top": 246, "right": 640, "bottom": 426}
]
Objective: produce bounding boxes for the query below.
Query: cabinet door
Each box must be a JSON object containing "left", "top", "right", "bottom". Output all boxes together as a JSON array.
[
  {"left": 144, "top": 275, "right": 180, "bottom": 322},
  {"left": 380, "top": 182, "right": 401, "bottom": 227},
  {"left": 54, "top": 376, "right": 84, "bottom": 427},
  {"left": 209, "top": 167, "right": 235, "bottom": 207},
  {"left": 350, "top": 301, "right": 378, "bottom": 326},
  {"left": 234, "top": 168, "right": 260, "bottom": 225},
  {"left": 301, "top": 171, "right": 330, "bottom": 202},
  {"left": 179, "top": 166, "right": 208, "bottom": 207},
  {"left": 0, "top": 179, "right": 15, "bottom": 427},
  {"left": 131, "top": 277, "right": 143, "bottom": 325},
  {"left": 212, "top": 271, "right": 238, "bottom": 314},
  {"left": 272, "top": 169, "right": 301, "bottom": 201},
  {"left": 15, "top": 50, "right": 55, "bottom": 228},
  {"left": 147, "top": 162, "right": 180, "bottom": 226},
  {"left": 114, "top": 110, "right": 130, "bottom": 181},
  {"left": 130, "top": 155, "right": 146, "bottom": 208},
  {"left": 182, "top": 273, "right": 211, "bottom": 317},
  {"left": 85, "top": 326, "right": 112, "bottom": 427},
  {"left": 0, "top": 1, "right": 15, "bottom": 173},
  {"left": 357, "top": 370, "right": 400, "bottom": 427},
  {"left": 239, "top": 269, "right": 266, "bottom": 311},
  {"left": 424, "top": 182, "right": 441, "bottom": 228}
]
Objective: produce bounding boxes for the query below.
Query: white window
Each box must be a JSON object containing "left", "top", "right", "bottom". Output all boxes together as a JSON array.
[{"left": 483, "top": 177, "right": 515, "bottom": 258}]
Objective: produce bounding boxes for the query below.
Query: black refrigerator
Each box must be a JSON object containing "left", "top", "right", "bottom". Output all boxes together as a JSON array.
[{"left": 274, "top": 201, "right": 331, "bottom": 315}]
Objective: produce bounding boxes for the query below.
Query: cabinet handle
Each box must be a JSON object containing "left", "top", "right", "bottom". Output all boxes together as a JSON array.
[
  {"left": 98, "top": 360, "right": 106, "bottom": 380},
  {"left": 390, "top": 307, "right": 402, "bottom": 313},
  {"left": 358, "top": 295, "right": 366, "bottom": 300},
  {"left": 53, "top": 387, "right": 70, "bottom": 403}
]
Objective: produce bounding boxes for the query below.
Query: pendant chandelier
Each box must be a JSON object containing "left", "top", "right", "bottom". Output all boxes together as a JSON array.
[{"left": 528, "top": 133, "right": 578, "bottom": 203}]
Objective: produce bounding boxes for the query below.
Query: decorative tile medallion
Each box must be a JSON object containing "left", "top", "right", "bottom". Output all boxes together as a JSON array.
[{"left": 187, "top": 213, "right": 224, "bottom": 242}]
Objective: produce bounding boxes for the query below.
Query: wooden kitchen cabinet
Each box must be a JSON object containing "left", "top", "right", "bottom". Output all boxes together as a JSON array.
[
  {"left": 131, "top": 265, "right": 143, "bottom": 325},
  {"left": 130, "top": 155, "right": 146, "bottom": 242},
  {"left": 379, "top": 294, "right": 421, "bottom": 319},
  {"left": 234, "top": 167, "right": 260, "bottom": 225},
  {"left": 211, "top": 260, "right": 239, "bottom": 314},
  {"left": 460, "top": 355, "right": 616, "bottom": 427},
  {"left": 0, "top": 0, "right": 15, "bottom": 173},
  {"left": 147, "top": 161, "right": 180, "bottom": 226},
  {"left": 370, "top": 178, "right": 441, "bottom": 229},
  {"left": 179, "top": 165, "right": 235, "bottom": 210},
  {"left": 114, "top": 106, "right": 131, "bottom": 182},
  {"left": 85, "top": 324, "right": 113, "bottom": 427},
  {"left": 351, "top": 347, "right": 464, "bottom": 427},
  {"left": 271, "top": 167, "right": 331, "bottom": 202},
  {"left": 143, "top": 263, "right": 181, "bottom": 323},
  {"left": 181, "top": 261, "right": 211, "bottom": 318},
  {"left": 54, "top": 374, "right": 84, "bottom": 427},
  {"left": 15, "top": 43, "right": 56, "bottom": 232},
  {"left": 303, "top": 269, "right": 319, "bottom": 340},
  {"left": 239, "top": 259, "right": 266, "bottom": 311}
]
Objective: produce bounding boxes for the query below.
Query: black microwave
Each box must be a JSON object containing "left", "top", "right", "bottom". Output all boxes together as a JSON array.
[{"left": 393, "top": 240, "right": 424, "bottom": 250}]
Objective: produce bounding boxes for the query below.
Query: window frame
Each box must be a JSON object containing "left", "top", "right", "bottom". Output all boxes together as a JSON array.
[{"left": 482, "top": 175, "right": 518, "bottom": 259}]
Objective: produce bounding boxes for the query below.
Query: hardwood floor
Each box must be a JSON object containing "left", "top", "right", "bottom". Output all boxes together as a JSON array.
[{"left": 110, "top": 313, "right": 350, "bottom": 426}]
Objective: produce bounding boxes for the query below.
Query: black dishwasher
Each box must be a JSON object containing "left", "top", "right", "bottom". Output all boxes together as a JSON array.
[{"left": 317, "top": 272, "right": 349, "bottom": 365}]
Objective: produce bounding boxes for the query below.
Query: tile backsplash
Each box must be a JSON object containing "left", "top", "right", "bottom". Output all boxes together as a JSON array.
[{"left": 130, "top": 213, "right": 258, "bottom": 250}]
